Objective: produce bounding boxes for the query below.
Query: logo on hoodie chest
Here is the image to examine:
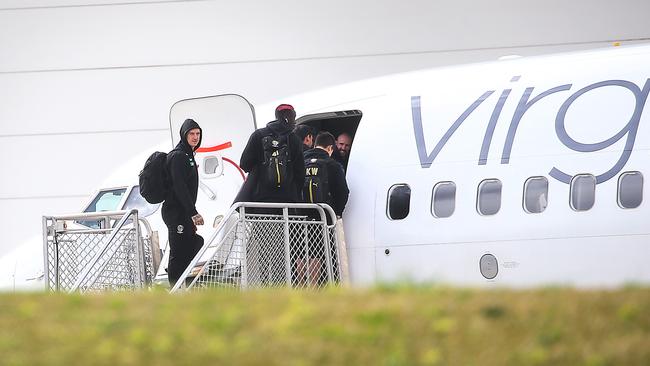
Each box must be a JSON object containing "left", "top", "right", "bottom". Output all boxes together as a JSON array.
[{"left": 184, "top": 153, "right": 195, "bottom": 168}]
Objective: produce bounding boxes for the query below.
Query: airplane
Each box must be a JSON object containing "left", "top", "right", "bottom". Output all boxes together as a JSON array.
[{"left": 1, "top": 43, "right": 648, "bottom": 291}]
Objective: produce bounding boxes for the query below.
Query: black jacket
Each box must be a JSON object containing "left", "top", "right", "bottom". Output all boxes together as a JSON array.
[
  {"left": 239, "top": 120, "right": 304, "bottom": 203},
  {"left": 303, "top": 147, "right": 349, "bottom": 216},
  {"left": 162, "top": 119, "right": 202, "bottom": 226}
]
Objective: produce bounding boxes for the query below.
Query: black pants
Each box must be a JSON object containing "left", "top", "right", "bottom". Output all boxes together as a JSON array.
[{"left": 167, "top": 221, "right": 204, "bottom": 287}]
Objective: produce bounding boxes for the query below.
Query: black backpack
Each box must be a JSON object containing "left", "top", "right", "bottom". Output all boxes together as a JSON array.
[
  {"left": 138, "top": 151, "right": 169, "bottom": 204},
  {"left": 261, "top": 132, "right": 292, "bottom": 188},
  {"left": 303, "top": 157, "right": 330, "bottom": 204}
]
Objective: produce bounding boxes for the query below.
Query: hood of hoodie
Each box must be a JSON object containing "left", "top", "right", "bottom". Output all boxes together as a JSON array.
[
  {"left": 177, "top": 118, "right": 202, "bottom": 153},
  {"left": 266, "top": 119, "right": 293, "bottom": 135}
]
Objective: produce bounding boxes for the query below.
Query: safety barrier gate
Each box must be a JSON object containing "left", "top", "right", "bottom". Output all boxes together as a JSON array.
[
  {"left": 171, "top": 202, "right": 343, "bottom": 293},
  {"left": 43, "top": 210, "right": 160, "bottom": 292}
]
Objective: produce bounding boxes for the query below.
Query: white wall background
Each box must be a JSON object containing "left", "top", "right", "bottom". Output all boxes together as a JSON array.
[{"left": 1, "top": 0, "right": 649, "bottom": 256}]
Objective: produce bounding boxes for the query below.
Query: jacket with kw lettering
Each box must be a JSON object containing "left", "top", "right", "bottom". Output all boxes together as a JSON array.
[{"left": 303, "top": 147, "right": 349, "bottom": 217}]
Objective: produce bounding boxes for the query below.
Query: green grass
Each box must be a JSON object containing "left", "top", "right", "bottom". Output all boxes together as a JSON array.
[{"left": 0, "top": 286, "right": 648, "bottom": 365}]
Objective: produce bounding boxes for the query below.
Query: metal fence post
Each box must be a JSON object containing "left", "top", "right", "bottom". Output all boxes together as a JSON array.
[
  {"left": 133, "top": 211, "right": 144, "bottom": 288},
  {"left": 283, "top": 207, "right": 292, "bottom": 286},
  {"left": 240, "top": 206, "right": 249, "bottom": 290},
  {"left": 42, "top": 216, "right": 51, "bottom": 291},
  {"left": 320, "top": 207, "right": 334, "bottom": 283},
  {"left": 53, "top": 218, "right": 60, "bottom": 291}
]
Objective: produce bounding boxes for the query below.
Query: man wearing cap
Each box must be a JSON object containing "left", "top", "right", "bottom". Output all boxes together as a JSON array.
[
  {"left": 240, "top": 104, "right": 305, "bottom": 204},
  {"left": 238, "top": 104, "right": 305, "bottom": 285}
]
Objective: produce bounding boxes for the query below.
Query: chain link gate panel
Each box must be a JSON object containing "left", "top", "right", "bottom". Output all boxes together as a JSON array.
[
  {"left": 172, "top": 203, "right": 343, "bottom": 292},
  {"left": 43, "top": 210, "right": 155, "bottom": 292}
]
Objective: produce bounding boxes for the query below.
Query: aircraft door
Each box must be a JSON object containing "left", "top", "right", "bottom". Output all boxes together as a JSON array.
[{"left": 169, "top": 94, "right": 256, "bottom": 225}]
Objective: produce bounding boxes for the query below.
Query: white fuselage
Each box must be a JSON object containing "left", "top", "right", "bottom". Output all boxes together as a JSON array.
[
  {"left": 332, "top": 45, "right": 650, "bottom": 287},
  {"left": 2, "top": 45, "right": 649, "bottom": 290}
]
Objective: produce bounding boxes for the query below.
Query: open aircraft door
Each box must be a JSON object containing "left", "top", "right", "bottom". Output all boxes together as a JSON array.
[{"left": 169, "top": 94, "right": 256, "bottom": 230}]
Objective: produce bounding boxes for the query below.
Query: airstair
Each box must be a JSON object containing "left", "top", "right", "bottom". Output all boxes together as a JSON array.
[
  {"left": 42, "top": 209, "right": 160, "bottom": 292},
  {"left": 170, "top": 202, "right": 345, "bottom": 292},
  {"left": 43, "top": 203, "right": 345, "bottom": 293}
]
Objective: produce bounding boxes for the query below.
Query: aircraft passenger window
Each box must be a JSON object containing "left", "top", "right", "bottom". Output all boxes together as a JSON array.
[
  {"left": 122, "top": 186, "right": 161, "bottom": 218},
  {"left": 570, "top": 174, "right": 596, "bottom": 211},
  {"left": 618, "top": 171, "right": 643, "bottom": 209},
  {"left": 477, "top": 179, "right": 502, "bottom": 216},
  {"left": 431, "top": 181, "right": 456, "bottom": 218},
  {"left": 387, "top": 184, "right": 411, "bottom": 220},
  {"left": 523, "top": 177, "right": 548, "bottom": 214}
]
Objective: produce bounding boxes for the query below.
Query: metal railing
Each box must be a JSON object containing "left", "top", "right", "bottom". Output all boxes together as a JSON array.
[
  {"left": 171, "top": 202, "right": 343, "bottom": 293},
  {"left": 42, "top": 210, "right": 158, "bottom": 292}
]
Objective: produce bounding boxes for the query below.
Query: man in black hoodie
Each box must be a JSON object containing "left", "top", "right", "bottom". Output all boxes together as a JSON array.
[
  {"left": 162, "top": 118, "right": 204, "bottom": 287},
  {"left": 240, "top": 104, "right": 305, "bottom": 204},
  {"left": 303, "top": 131, "right": 349, "bottom": 218},
  {"left": 300, "top": 131, "right": 349, "bottom": 285}
]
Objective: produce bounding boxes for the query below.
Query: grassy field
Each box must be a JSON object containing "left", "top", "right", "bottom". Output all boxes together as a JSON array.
[{"left": 0, "top": 286, "right": 648, "bottom": 365}]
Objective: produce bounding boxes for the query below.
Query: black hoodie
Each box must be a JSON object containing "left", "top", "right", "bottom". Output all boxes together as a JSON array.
[
  {"left": 303, "top": 147, "right": 349, "bottom": 216},
  {"left": 162, "top": 119, "right": 202, "bottom": 226},
  {"left": 239, "top": 119, "right": 304, "bottom": 203}
]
